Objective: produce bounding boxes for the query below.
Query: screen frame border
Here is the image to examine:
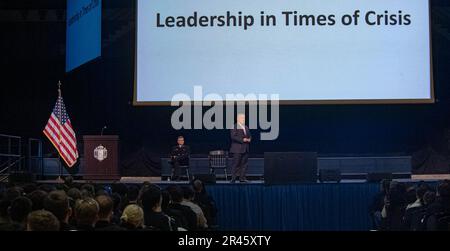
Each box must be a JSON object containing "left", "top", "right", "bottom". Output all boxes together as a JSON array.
[{"left": 132, "top": 0, "right": 434, "bottom": 106}]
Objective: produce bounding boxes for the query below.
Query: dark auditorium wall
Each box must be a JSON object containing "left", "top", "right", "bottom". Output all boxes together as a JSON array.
[{"left": 1, "top": 0, "right": 450, "bottom": 174}]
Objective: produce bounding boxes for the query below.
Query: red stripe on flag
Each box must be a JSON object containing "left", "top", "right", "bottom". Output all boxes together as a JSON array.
[
  {"left": 45, "top": 122, "right": 59, "bottom": 141},
  {"left": 60, "top": 137, "right": 77, "bottom": 160},
  {"left": 60, "top": 128, "right": 76, "bottom": 152},
  {"left": 59, "top": 143, "right": 75, "bottom": 164}
]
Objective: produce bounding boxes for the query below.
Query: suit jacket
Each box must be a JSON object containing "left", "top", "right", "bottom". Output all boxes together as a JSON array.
[
  {"left": 230, "top": 124, "right": 251, "bottom": 153},
  {"left": 170, "top": 145, "right": 190, "bottom": 165}
]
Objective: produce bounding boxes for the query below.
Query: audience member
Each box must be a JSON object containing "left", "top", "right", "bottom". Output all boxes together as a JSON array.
[
  {"left": 141, "top": 185, "right": 173, "bottom": 231},
  {"left": 44, "top": 191, "right": 75, "bottom": 231},
  {"left": 181, "top": 186, "right": 208, "bottom": 229},
  {"left": 27, "top": 190, "right": 48, "bottom": 211},
  {"left": 74, "top": 198, "right": 99, "bottom": 231},
  {"left": 94, "top": 195, "right": 124, "bottom": 231},
  {"left": 7, "top": 196, "right": 33, "bottom": 230},
  {"left": 166, "top": 185, "right": 197, "bottom": 231},
  {"left": 192, "top": 179, "right": 218, "bottom": 227},
  {"left": 120, "top": 204, "right": 145, "bottom": 230},
  {"left": 26, "top": 210, "right": 59, "bottom": 231},
  {"left": 425, "top": 181, "right": 450, "bottom": 231}
]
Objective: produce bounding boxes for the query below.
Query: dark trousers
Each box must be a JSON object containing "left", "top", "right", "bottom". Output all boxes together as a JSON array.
[
  {"left": 231, "top": 152, "right": 248, "bottom": 181},
  {"left": 170, "top": 161, "right": 181, "bottom": 180}
]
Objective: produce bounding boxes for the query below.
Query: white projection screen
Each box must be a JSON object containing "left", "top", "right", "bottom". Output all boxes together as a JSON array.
[{"left": 134, "top": 0, "right": 433, "bottom": 105}]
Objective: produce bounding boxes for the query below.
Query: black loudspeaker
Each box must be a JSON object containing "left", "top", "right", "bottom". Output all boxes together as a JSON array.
[
  {"left": 319, "top": 169, "right": 341, "bottom": 183},
  {"left": 192, "top": 174, "right": 216, "bottom": 184},
  {"left": 366, "top": 173, "right": 392, "bottom": 183},
  {"left": 8, "top": 172, "right": 35, "bottom": 183},
  {"left": 264, "top": 152, "right": 317, "bottom": 184}
]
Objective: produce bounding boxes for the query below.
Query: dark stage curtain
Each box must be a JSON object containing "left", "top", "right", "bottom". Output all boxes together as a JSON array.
[
  {"left": 206, "top": 183, "right": 379, "bottom": 230},
  {"left": 121, "top": 147, "right": 161, "bottom": 176}
]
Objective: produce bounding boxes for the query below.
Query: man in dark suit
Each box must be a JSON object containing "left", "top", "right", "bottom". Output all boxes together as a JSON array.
[
  {"left": 170, "top": 136, "right": 190, "bottom": 181},
  {"left": 230, "top": 113, "right": 251, "bottom": 183}
]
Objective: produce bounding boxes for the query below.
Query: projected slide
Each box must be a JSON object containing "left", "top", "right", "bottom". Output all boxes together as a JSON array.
[
  {"left": 66, "top": 0, "right": 102, "bottom": 72},
  {"left": 135, "top": 0, "right": 432, "bottom": 104}
]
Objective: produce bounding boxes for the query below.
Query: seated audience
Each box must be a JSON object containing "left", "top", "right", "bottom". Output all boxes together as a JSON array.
[
  {"left": 80, "top": 184, "right": 95, "bottom": 198},
  {"left": 74, "top": 198, "right": 99, "bottom": 231},
  {"left": 181, "top": 186, "right": 208, "bottom": 229},
  {"left": 7, "top": 196, "right": 33, "bottom": 231},
  {"left": 161, "top": 189, "right": 187, "bottom": 231},
  {"left": 166, "top": 185, "right": 198, "bottom": 231},
  {"left": 369, "top": 179, "right": 390, "bottom": 230},
  {"left": 27, "top": 190, "right": 48, "bottom": 211},
  {"left": 425, "top": 181, "right": 450, "bottom": 231},
  {"left": 111, "top": 192, "right": 123, "bottom": 225},
  {"left": 126, "top": 185, "right": 140, "bottom": 206},
  {"left": 22, "top": 184, "right": 37, "bottom": 195},
  {"left": 26, "top": 210, "right": 60, "bottom": 231},
  {"left": 192, "top": 179, "right": 218, "bottom": 227},
  {"left": 44, "top": 190, "right": 76, "bottom": 231},
  {"left": 67, "top": 188, "right": 82, "bottom": 201},
  {"left": 141, "top": 185, "right": 173, "bottom": 231},
  {"left": 63, "top": 176, "right": 75, "bottom": 191},
  {"left": 94, "top": 195, "right": 124, "bottom": 231},
  {"left": 380, "top": 182, "right": 407, "bottom": 231},
  {"left": 37, "top": 184, "right": 55, "bottom": 193},
  {"left": 0, "top": 187, "right": 22, "bottom": 228},
  {"left": 403, "top": 183, "right": 429, "bottom": 230},
  {"left": 120, "top": 204, "right": 145, "bottom": 230}
]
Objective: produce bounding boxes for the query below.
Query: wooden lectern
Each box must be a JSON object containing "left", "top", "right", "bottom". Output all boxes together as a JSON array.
[{"left": 83, "top": 135, "right": 120, "bottom": 180}]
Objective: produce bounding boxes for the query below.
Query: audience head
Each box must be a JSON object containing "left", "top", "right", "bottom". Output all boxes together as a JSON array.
[
  {"left": 121, "top": 204, "right": 144, "bottom": 229},
  {"left": 423, "top": 191, "right": 436, "bottom": 206},
  {"left": 80, "top": 184, "right": 95, "bottom": 198},
  {"left": 1, "top": 187, "right": 22, "bottom": 219},
  {"left": 416, "top": 183, "right": 429, "bottom": 204},
  {"left": 64, "top": 176, "right": 74, "bottom": 187},
  {"left": 95, "top": 189, "right": 108, "bottom": 197},
  {"left": 127, "top": 185, "right": 140, "bottom": 203},
  {"left": 4, "top": 187, "right": 22, "bottom": 201},
  {"left": 167, "top": 185, "right": 183, "bottom": 203},
  {"left": 388, "top": 181, "right": 399, "bottom": 191},
  {"left": 193, "top": 179, "right": 204, "bottom": 193},
  {"left": 27, "top": 190, "right": 48, "bottom": 211},
  {"left": 161, "top": 190, "right": 171, "bottom": 212},
  {"left": 44, "top": 190, "right": 71, "bottom": 224},
  {"left": 182, "top": 186, "right": 195, "bottom": 201},
  {"left": 0, "top": 200, "right": 10, "bottom": 219},
  {"left": 23, "top": 184, "right": 38, "bottom": 195},
  {"left": 380, "top": 179, "right": 391, "bottom": 193},
  {"left": 38, "top": 184, "right": 55, "bottom": 193},
  {"left": 405, "top": 186, "right": 417, "bottom": 205},
  {"left": 95, "top": 195, "right": 114, "bottom": 221},
  {"left": 67, "top": 188, "right": 82, "bottom": 201},
  {"left": 112, "top": 183, "right": 128, "bottom": 197},
  {"left": 9, "top": 196, "right": 32, "bottom": 224},
  {"left": 26, "top": 210, "right": 59, "bottom": 231},
  {"left": 437, "top": 181, "right": 450, "bottom": 199},
  {"left": 141, "top": 185, "right": 162, "bottom": 212},
  {"left": 74, "top": 198, "right": 99, "bottom": 227},
  {"left": 386, "top": 187, "right": 406, "bottom": 210},
  {"left": 111, "top": 193, "right": 122, "bottom": 212}
]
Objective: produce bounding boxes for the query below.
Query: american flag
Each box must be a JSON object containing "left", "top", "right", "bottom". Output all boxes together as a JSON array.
[{"left": 43, "top": 95, "right": 79, "bottom": 168}]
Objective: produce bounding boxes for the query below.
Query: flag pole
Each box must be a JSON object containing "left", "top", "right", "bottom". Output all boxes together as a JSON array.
[{"left": 57, "top": 81, "right": 63, "bottom": 182}]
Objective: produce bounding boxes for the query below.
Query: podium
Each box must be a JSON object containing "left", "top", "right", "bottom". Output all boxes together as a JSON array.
[{"left": 83, "top": 135, "right": 120, "bottom": 180}]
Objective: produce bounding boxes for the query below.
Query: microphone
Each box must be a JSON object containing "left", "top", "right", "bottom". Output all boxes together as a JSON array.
[{"left": 101, "top": 126, "right": 107, "bottom": 136}]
